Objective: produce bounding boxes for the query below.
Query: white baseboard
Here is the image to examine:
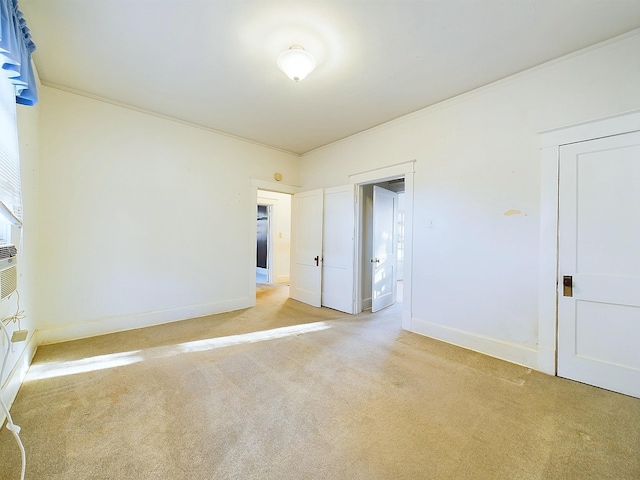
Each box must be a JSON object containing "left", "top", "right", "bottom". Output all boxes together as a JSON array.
[
  {"left": 37, "top": 297, "right": 252, "bottom": 345},
  {"left": 402, "top": 309, "right": 411, "bottom": 330},
  {"left": 273, "top": 274, "right": 290, "bottom": 284},
  {"left": 536, "top": 346, "right": 556, "bottom": 375},
  {"left": 1, "top": 333, "right": 37, "bottom": 427},
  {"left": 410, "top": 316, "right": 539, "bottom": 370},
  {"left": 361, "top": 297, "right": 372, "bottom": 311}
]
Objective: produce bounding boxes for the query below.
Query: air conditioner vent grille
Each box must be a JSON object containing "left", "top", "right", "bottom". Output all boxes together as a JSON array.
[
  {"left": 0, "top": 244, "right": 17, "bottom": 259},
  {"left": 0, "top": 260, "right": 17, "bottom": 300}
]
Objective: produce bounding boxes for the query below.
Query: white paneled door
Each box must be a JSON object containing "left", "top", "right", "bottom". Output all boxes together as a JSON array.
[
  {"left": 290, "top": 186, "right": 355, "bottom": 312},
  {"left": 290, "top": 189, "right": 324, "bottom": 307},
  {"left": 322, "top": 185, "right": 356, "bottom": 314},
  {"left": 558, "top": 131, "right": 640, "bottom": 398},
  {"left": 371, "top": 186, "right": 397, "bottom": 313}
]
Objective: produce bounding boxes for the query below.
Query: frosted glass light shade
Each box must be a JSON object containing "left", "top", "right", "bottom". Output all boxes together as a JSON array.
[{"left": 277, "top": 45, "right": 316, "bottom": 82}]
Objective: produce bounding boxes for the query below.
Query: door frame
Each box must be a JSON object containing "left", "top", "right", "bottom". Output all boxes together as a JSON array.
[
  {"left": 538, "top": 110, "right": 640, "bottom": 375},
  {"left": 350, "top": 161, "right": 415, "bottom": 330},
  {"left": 250, "top": 178, "right": 300, "bottom": 306}
]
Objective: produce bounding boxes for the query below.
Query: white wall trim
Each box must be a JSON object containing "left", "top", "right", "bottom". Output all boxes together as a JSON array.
[
  {"left": 251, "top": 178, "right": 301, "bottom": 194},
  {"left": 401, "top": 170, "right": 414, "bottom": 331},
  {"left": 37, "top": 297, "right": 251, "bottom": 345},
  {"left": 538, "top": 110, "right": 640, "bottom": 376},
  {"left": 0, "top": 334, "right": 37, "bottom": 426},
  {"left": 411, "top": 316, "right": 539, "bottom": 370},
  {"left": 537, "top": 145, "right": 560, "bottom": 375},
  {"left": 540, "top": 110, "right": 640, "bottom": 147},
  {"left": 537, "top": 346, "right": 556, "bottom": 375},
  {"left": 349, "top": 160, "right": 416, "bottom": 185},
  {"left": 42, "top": 83, "right": 303, "bottom": 157}
]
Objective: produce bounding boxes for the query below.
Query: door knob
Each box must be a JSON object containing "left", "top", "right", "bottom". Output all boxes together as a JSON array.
[
  {"left": 563, "top": 275, "right": 573, "bottom": 297},
  {"left": 314, "top": 256, "right": 319, "bottom": 266}
]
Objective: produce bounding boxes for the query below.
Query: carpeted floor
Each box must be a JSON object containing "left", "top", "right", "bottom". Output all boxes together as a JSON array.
[{"left": 1, "top": 284, "right": 639, "bottom": 479}]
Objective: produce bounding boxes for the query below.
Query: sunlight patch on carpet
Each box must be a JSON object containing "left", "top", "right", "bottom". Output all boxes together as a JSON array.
[
  {"left": 27, "top": 350, "right": 144, "bottom": 381},
  {"left": 26, "top": 322, "right": 331, "bottom": 381},
  {"left": 175, "top": 322, "right": 331, "bottom": 353}
]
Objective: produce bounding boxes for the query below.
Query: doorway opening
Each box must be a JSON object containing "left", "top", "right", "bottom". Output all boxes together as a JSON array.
[
  {"left": 349, "top": 160, "right": 414, "bottom": 329},
  {"left": 255, "top": 189, "right": 292, "bottom": 290},
  {"left": 356, "top": 178, "right": 405, "bottom": 313},
  {"left": 256, "top": 204, "right": 271, "bottom": 284}
]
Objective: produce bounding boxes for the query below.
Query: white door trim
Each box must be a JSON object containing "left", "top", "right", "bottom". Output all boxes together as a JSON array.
[
  {"left": 537, "top": 110, "right": 640, "bottom": 375},
  {"left": 350, "top": 160, "right": 415, "bottom": 330},
  {"left": 251, "top": 178, "right": 301, "bottom": 195}
]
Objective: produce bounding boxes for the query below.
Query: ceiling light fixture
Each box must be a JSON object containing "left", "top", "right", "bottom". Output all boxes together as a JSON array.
[{"left": 277, "top": 45, "right": 316, "bottom": 82}]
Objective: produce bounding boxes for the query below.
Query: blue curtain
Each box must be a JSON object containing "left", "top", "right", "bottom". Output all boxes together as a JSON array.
[{"left": 0, "top": 0, "right": 36, "bottom": 106}]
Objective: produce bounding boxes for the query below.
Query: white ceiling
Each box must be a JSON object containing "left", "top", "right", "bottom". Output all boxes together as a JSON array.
[{"left": 20, "top": 0, "right": 640, "bottom": 155}]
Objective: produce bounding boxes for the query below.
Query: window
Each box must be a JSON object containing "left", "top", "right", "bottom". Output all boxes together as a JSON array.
[{"left": 0, "top": 72, "right": 22, "bottom": 234}]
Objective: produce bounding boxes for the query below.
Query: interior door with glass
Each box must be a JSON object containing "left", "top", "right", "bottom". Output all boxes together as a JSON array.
[
  {"left": 371, "top": 186, "right": 397, "bottom": 312},
  {"left": 557, "top": 131, "right": 640, "bottom": 398}
]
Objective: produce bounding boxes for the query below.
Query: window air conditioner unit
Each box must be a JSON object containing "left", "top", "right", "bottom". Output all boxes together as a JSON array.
[{"left": 0, "top": 244, "right": 17, "bottom": 300}]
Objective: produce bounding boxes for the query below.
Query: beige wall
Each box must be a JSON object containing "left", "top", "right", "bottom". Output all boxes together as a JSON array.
[
  {"left": 36, "top": 88, "right": 300, "bottom": 343},
  {"left": 300, "top": 31, "right": 640, "bottom": 370}
]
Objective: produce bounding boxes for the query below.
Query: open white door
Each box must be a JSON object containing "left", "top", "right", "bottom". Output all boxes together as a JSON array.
[
  {"left": 290, "top": 189, "right": 323, "bottom": 307},
  {"left": 371, "top": 186, "right": 397, "bottom": 313},
  {"left": 558, "top": 131, "right": 640, "bottom": 398},
  {"left": 322, "top": 185, "right": 356, "bottom": 314}
]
